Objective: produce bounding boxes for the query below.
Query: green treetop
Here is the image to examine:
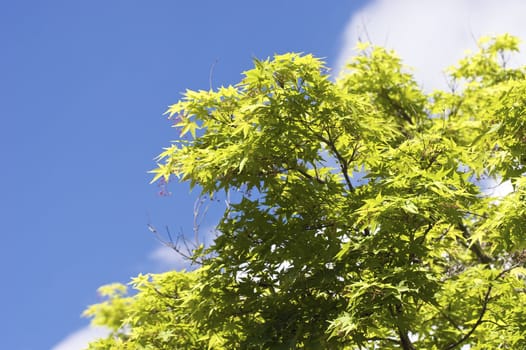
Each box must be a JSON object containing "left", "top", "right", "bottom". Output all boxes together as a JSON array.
[{"left": 85, "top": 34, "right": 526, "bottom": 349}]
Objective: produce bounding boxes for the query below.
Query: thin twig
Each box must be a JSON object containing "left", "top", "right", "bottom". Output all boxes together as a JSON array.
[
  {"left": 322, "top": 129, "right": 354, "bottom": 192},
  {"left": 444, "top": 264, "right": 519, "bottom": 349},
  {"left": 444, "top": 285, "right": 492, "bottom": 350},
  {"left": 209, "top": 58, "right": 219, "bottom": 90}
]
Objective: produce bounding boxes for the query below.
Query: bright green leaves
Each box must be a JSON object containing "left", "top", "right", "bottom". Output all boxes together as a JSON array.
[
  {"left": 97, "top": 283, "right": 128, "bottom": 297},
  {"left": 441, "top": 35, "right": 525, "bottom": 178},
  {"left": 450, "top": 34, "right": 522, "bottom": 85},
  {"left": 149, "top": 160, "right": 174, "bottom": 184},
  {"left": 338, "top": 44, "right": 427, "bottom": 135},
  {"left": 476, "top": 177, "right": 526, "bottom": 253},
  {"left": 414, "top": 264, "right": 526, "bottom": 349},
  {"left": 150, "top": 52, "right": 378, "bottom": 196},
  {"left": 84, "top": 270, "right": 221, "bottom": 350},
  {"left": 83, "top": 283, "right": 130, "bottom": 332},
  {"left": 87, "top": 35, "right": 526, "bottom": 349}
]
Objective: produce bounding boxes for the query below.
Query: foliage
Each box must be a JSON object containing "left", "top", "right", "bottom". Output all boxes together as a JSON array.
[{"left": 86, "top": 35, "right": 526, "bottom": 349}]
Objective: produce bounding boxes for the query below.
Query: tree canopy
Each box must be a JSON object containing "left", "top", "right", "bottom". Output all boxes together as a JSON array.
[{"left": 85, "top": 34, "right": 526, "bottom": 349}]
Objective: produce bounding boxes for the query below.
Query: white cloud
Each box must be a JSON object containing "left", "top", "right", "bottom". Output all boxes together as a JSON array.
[
  {"left": 148, "top": 225, "right": 217, "bottom": 271},
  {"left": 336, "top": 0, "right": 526, "bottom": 90},
  {"left": 149, "top": 245, "right": 191, "bottom": 271},
  {"left": 51, "top": 326, "right": 110, "bottom": 350},
  {"left": 336, "top": 0, "right": 522, "bottom": 199},
  {"left": 480, "top": 178, "right": 514, "bottom": 198}
]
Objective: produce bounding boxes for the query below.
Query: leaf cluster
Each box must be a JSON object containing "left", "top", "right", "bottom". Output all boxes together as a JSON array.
[{"left": 87, "top": 35, "right": 526, "bottom": 349}]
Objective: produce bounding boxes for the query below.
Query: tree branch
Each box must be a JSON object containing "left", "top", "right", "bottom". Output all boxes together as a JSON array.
[
  {"left": 287, "top": 165, "right": 327, "bottom": 185},
  {"left": 379, "top": 88, "right": 414, "bottom": 125},
  {"left": 444, "top": 284, "right": 492, "bottom": 350},
  {"left": 389, "top": 304, "right": 416, "bottom": 350},
  {"left": 321, "top": 130, "right": 354, "bottom": 192},
  {"left": 457, "top": 223, "right": 494, "bottom": 264},
  {"left": 443, "top": 264, "right": 518, "bottom": 349}
]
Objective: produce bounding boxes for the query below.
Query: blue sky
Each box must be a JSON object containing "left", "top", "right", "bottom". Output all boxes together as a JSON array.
[
  {"left": 2, "top": 1, "right": 526, "bottom": 349},
  {"left": 0, "top": 1, "right": 366, "bottom": 349}
]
